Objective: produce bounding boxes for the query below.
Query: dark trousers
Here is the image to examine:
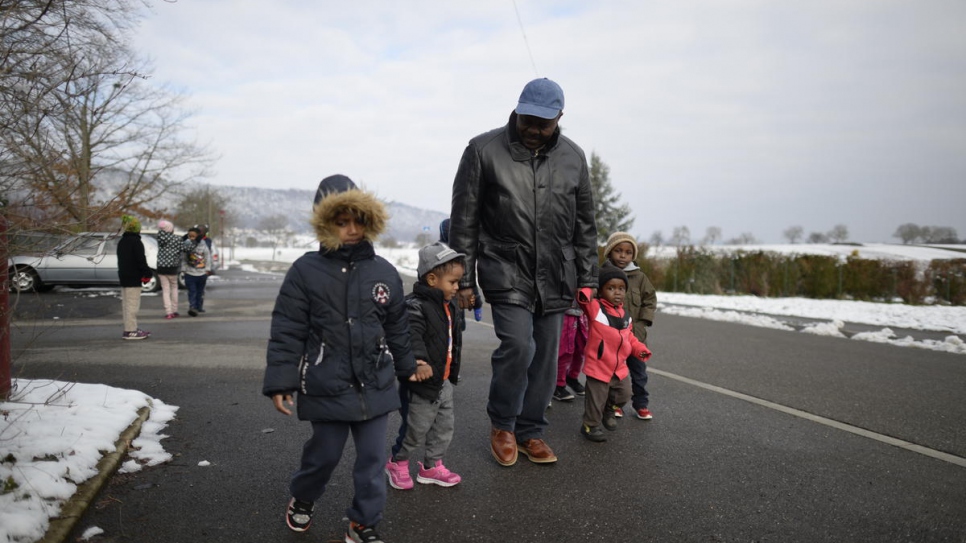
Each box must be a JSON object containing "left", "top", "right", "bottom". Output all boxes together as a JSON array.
[
  {"left": 488, "top": 304, "right": 563, "bottom": 441},
  {"left": 583, "top": 374, "right": 632, "bottom": 427},
  {"left": 184, "top": 273, "right": 208, "bottom": 310},
  {"left": 627, "top": 355, "right": 650, "bottom": 409},
  {"left": 390, "top": 382, "right": 410, "bottom": 459},
  {"left": 290, "top": 414, "right": 389, "bottom": 527}
]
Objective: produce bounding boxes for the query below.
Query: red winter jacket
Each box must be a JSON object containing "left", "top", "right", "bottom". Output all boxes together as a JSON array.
[{"left": 576, "top": 287, "right": 651, "bottom": 383}]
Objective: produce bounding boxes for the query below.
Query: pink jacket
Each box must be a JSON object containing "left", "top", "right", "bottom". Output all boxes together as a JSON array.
[{"left": 576, "top": 287, "right": 651, "bottom": 383}]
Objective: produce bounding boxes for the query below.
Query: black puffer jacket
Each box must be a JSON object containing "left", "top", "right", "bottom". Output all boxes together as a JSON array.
[
  {"left": 449, "top": 112, "right": 598, "bottom": 314},
  {"left": 263, "top": 180, "right": 416, "bottom": 422},
  {"left": 404, "top": 282, "right": 462, "bottom": 401},
  {"left": 116, "top": 232, "right": 152, "bottom": 287}
]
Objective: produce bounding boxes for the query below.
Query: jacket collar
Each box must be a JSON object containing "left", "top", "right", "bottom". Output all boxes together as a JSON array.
[
  {"left": 506, "top": 111, "right": 560, "bottom": 161},
  {"left": 413, "top": 281, "right": 447, "bottom": 306},
  {"left": 320, "top": 240, "right": 375, "bottom": 262}
]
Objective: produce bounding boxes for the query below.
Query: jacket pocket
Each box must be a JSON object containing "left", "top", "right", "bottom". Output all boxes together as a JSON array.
[
  {"left": 374, "top": 339, "right": 395, "bottom": 390},
  {"left": 559, "top": 245, "right": 577, "bottom": 298},
  {"left": 477, "top": 241, "right": 517, "bottom": 292}
]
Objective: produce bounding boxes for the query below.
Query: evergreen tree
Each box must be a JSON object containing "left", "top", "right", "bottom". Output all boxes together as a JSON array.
[{"left": 589, "top": 152, "right": 634, "bottom": 244}]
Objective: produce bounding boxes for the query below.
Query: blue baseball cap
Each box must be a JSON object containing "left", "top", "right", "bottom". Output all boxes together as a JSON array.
[{"left": 515, "top": 78, "right": 564, "bottom": 119}]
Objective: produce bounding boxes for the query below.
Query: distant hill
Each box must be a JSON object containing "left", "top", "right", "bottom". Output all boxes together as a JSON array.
[
  {"left": 96, "top": 174, "right": 448, "bottom": 243},
  {"left": 188, "top": 184, "right": 448, "bottom": 243}
]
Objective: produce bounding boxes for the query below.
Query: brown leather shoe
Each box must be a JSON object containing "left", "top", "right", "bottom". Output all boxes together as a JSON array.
[
  {"left": 490, "top": 428, "right": 518, "bottom": 466},
  {"left": 517, "top": 438, "right": 557, "bottom": 463}
]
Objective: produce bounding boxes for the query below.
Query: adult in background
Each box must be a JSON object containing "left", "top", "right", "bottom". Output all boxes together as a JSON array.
[
  {"left": 448, "top": 78, "right": 598, "bottom": 466},
  {"left": 117, "top": 215, "right": 153, "bottom": 340}
]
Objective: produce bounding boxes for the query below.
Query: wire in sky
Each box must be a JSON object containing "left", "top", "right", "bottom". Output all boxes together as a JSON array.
[{"left": 512, "top": 0, "right": 540, "bottom": 76}]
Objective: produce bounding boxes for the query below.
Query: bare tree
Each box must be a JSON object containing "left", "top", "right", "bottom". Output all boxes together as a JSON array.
[
  {"left": 648, "top": 230, "right": 664, "bottom": 247},
  {"left": 1, "top": 0, "right": 214, "bottom": 232},
  {"left": 727, "top": 232, "right": 759, "bottom": 245},
  {"left": 827, "top": 224, "right": 849, "bottom": 243},
  {"left": 701, "top": 226, "right": 722, "bottom": 246},
  {"left": 783, "top": 225, "right": 804, "bottom": 244},
  {"left": 174, "top": 186, "right": 231, "bottom": 234},
  {"left": 893, "top": 223, "right": 921, "bottom": 244},
  {"left": 258, "top": 214, "right": 290, "bottom": 261},
  {"left": 669, "top": 225, "right": 691, "bottom": 246},
  {"left": 922, "top": 226, "right": 958, "bottom": 244},
  {"left": 807, "top": 231, "right": 828, "bottom": 244}
]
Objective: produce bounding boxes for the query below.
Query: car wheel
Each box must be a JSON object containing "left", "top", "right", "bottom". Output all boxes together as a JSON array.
[
  {"left": 141, "top": 271, "right": 161, "bottom": 293},
  {"left": 178, "top": 271, "right": 186, "bottom": 289},
  {"left": 9, "top": 266, "right": 41, "bottom": 293}
]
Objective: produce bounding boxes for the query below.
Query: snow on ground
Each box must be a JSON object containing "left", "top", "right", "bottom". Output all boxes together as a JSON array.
[
  {"left": 3, "top": 242, "right": 963, "bottom": 542},
  {"left": 647, "top": 242, "right": 966, "bottom": 261},
  {"left": 0, "top": 380, "right": 177, "bottom": 543}
]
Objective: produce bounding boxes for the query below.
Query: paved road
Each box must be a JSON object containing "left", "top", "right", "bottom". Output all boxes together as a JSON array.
[{"left": 9, "top": 269, "right": 966, "bottom": 543}]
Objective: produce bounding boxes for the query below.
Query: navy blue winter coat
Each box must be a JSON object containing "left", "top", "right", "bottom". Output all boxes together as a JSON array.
[{"left": 263, "top": 241, "right": 416, "bottom": 422}]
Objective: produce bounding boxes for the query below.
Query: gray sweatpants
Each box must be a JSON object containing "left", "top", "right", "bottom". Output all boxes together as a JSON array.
[{"left": 395, "top": 380, "right": 455, "bottom": 465}]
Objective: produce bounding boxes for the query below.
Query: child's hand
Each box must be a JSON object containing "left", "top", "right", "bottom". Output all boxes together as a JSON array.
[
  {"left": 272, "top": 393, "right": 294, "bottom": 416},
  {"left": 408, "top": 360, "right": 433, "bottom": 382}
]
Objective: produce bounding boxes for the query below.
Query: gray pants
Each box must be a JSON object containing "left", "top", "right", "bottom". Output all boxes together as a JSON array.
[
  {"left": 583, "top": 374, "right": 631, "bottom": 428},
  {"left": 488, "top": 304, "right": 564, "bottom": 441},
  {"left": 395, "top": 380, "right": 455, "bottom": 465}
]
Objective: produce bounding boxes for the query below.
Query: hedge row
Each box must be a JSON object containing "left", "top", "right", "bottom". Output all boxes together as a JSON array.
[{"left": 630, "top": 247, "right": 966, "bottom": 306}]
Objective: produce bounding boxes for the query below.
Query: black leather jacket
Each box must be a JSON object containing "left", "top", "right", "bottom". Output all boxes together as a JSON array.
[{"left": 449, "top": 113, "right": 598, "bottom": 314}]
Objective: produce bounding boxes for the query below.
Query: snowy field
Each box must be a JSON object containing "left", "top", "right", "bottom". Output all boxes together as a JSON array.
[
  {"left": 230, "top": 243, "right": 966, "bottom": 356},
  {"left": 2, "top": 241, "right": 965, "bottom": 543}
]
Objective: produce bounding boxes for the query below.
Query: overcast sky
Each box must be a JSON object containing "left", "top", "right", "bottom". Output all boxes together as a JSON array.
[{"left": 132, "top": 0, "right": 966, "bottom": 244}]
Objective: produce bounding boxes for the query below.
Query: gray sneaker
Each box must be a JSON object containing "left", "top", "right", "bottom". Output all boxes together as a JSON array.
[
  {"left": 346, "top": 522, "right": 384, "bottom": 543},
  {"left": 122, "top": 329, "right": 150, "bottom": 340}
]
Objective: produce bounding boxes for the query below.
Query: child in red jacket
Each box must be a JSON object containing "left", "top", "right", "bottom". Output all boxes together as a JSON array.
[{"left": 576, "top": 262, "right": 651, "bottom": 442}]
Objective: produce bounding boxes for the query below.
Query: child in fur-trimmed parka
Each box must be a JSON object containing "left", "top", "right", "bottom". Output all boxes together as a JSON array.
[
  {"left": 263, "top": 174, "right": 432, "bottom": 543},
  {"left": 576, "top": 262, "right": 651, "bottom": 443}
]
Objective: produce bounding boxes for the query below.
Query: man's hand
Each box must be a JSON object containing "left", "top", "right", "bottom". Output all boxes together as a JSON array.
[
  {"left": 272, "top": 393, "right": 294, "bottom": 416},
  {"left": 457, "top": 288, "right": 475, "bottom": 309}
]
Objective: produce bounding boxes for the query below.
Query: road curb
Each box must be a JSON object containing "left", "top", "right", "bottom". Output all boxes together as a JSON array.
[{"left": 38, "top": 403, "right": 152, "bottom": 543}]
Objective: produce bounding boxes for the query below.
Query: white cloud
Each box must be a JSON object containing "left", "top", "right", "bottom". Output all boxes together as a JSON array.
[{"left": 133, "top": 0, "right": 966, "bottom": 243}]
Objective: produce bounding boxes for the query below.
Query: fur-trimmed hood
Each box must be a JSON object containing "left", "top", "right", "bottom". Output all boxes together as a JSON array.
[{"left": 310, "top": 178, "right": 388, "bottom": 250}]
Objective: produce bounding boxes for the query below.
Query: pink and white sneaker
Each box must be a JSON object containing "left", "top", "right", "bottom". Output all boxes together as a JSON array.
[
  {"left": 385, "top": 458, "right": 413, "bottom": 490},
  {"left": 416, "top": 460, "right": 461, "bottom": 487}
]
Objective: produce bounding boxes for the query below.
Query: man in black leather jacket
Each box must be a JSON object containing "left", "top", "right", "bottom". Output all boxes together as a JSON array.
[{"left": 449, "top": 78, "right": 598, "bottom": 466}]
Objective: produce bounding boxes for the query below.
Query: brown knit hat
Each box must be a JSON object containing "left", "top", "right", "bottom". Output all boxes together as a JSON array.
[{"left": 603, "top": 232, "right": 638, "bottom": 261}]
